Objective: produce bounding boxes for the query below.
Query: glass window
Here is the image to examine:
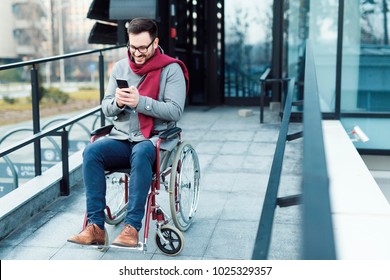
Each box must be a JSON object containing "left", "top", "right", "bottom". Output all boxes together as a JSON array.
[
  {"left": 339, "top": 1, "right": 390, "bottom": 151},
  {"left": 224, "top": 0, "right": 272, "bottom": 101},
  {"left": 286, "top": 0, "right": 339, "bottom": 112},
  {"left": 341, "top": 1, "right": 390, "bottom": 113},
  {"left": 285, "top": 0, "right": 390, "bottom": 152}
]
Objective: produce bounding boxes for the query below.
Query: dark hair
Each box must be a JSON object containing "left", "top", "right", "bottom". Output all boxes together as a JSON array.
[{"left": 127, "top": 18, "right": 158, "bottom": 38}]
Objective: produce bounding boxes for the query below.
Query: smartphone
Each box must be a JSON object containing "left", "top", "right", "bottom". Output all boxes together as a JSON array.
[{"left": 116, "top": 79, "right": 129, "bottom": 89}]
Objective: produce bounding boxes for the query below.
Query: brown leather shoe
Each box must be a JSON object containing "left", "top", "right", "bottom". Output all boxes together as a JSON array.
[
  {"left": 67, "top": 224, "right": 106, "bottom": 245},
  {"left": 112, "top": 224, "right": 139, "bottom": 247}
]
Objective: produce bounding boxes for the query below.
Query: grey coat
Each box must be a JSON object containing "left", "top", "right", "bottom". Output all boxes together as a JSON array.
[{"left": 101, "top": 57, "right": 187, "bottom": 150}]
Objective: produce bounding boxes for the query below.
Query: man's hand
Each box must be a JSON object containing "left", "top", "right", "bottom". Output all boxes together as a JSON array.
[{"left": 115, "top": 85, "right": 140, "bottom": 109}]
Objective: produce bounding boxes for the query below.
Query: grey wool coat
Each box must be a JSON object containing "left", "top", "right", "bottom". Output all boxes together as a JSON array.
[{"left": 101, "top": 56, "right": 187, "bottom": 150}]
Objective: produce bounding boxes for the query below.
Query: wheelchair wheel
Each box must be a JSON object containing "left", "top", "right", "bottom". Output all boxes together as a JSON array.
[
  {"left": 169, "top": 141, "right": 200, "bottom": 231},
  {"left": 98, "top": 229, "right": 109, "bottom": 252},
  {"left": 104, "top": 172, "right": 129, "bottom": 225},
  {"left": 155, "top": 225, "right": 184, "bottom": 256}
]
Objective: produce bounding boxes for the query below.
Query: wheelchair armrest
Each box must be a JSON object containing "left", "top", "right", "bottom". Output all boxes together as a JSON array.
[
  {"left": 159, "top": 127, "right": 182, "bottom": 140},
  {"left": 91, "top": 124, "right": 115, "bottom": 136}
]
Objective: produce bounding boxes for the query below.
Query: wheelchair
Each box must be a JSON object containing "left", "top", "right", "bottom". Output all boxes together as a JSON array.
[{"left": 82, "top": 124, "right": 200, "bottom": 256}]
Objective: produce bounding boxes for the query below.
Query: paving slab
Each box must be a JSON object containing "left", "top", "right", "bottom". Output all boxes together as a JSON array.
[{"left": 0, "top": 106, "right": 303, "bottom": 260}]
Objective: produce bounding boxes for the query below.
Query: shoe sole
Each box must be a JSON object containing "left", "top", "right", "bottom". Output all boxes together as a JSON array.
[
  {"left": 67, "top": 239, "right": 105, "bottom": 246},
  {"left": 111, "top": 242, "right": 138, "bottom": 248}
]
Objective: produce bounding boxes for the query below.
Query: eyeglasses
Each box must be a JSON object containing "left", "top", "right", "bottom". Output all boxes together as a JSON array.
[{"left": 127, "top": 37, "right": 156, "bottom": 54}]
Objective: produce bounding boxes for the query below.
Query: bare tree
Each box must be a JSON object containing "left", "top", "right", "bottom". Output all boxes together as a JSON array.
[{"left": 361, "top": 0, "right": 389, "bottom": 44}]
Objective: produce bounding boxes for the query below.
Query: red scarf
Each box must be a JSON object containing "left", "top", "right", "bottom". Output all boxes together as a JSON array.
[{"left": 128, "top": 48, "right": 189, "bottom": 138}]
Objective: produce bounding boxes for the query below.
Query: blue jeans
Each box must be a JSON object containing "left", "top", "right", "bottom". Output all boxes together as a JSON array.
[{"left": 82, "top": 138, "right": 156, "bottom": 231}]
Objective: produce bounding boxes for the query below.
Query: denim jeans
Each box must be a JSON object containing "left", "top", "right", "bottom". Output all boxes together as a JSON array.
[{"left": 82, "top": 138, "right": 156, "bottom": 231}]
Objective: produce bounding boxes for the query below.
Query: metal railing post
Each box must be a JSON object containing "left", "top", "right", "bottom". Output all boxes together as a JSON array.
[
  {"left": 99, "top": 52, "right": 105, "bottom": 128},
  {"left": 60, "top": 129, "right": 70, "bottom": 196},
  {"left": 31, "top": 64, "right": 42, "bottom": 176},
  {"left": 260, "top": 80, "right": 266, "bottom": 123},
  {"left": 258, "top": 68, "right": 278, "bottom": 123},
  {"left": 235, "top": 67, "right": 239, "bottom": 97}
]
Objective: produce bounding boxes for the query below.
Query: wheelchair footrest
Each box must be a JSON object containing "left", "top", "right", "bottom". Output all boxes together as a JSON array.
[{"left": 89, "top": 242, "right": 146, "bottom": 251}]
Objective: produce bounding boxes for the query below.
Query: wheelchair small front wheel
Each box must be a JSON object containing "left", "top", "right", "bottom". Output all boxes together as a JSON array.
[
  {"left": 169, "top": 141, "right": 200, "bottom": 232},
  {"left": 155, "top": 225, "right": 184, "bottom": 256}
]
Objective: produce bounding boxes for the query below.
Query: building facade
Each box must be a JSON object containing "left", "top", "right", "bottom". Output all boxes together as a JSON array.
[
  {"left": 284, "top": 0, "right": 390, "bottom": 153},
  {"left": 0, "top": 0, "right": 95, "bottom": 61},
  {"left": 0, "top": 0, "right": 47, "bottom": 63},
  {"left": 1, "top": 0, "right": 390, "bottom": 153}
]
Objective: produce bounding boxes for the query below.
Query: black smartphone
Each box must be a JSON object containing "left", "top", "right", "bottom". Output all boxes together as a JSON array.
[{"left": 116, "top": 79, "right": 129, "bottom": 88}]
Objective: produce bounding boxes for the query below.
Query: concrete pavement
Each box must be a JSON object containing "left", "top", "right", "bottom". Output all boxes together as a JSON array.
[{"left": 0, "top": 106, "right": 303, "bottom": 260}]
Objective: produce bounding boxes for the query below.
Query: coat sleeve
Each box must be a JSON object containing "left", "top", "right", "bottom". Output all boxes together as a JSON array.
[
  {"left": 136, "top": 63, "right": 186, "bottom": 122},
  {"left": 101, "top": 61, "right": 126, "bottom": 117}
]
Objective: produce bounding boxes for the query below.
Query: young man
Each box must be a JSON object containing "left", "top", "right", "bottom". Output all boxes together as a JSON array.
[{"left": 68, "top": 18, "right": 189, "bottom": 247}]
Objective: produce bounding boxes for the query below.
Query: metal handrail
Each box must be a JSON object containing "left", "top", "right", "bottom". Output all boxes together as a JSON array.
[
  {"left": 252, "top": 77, "right": 297, "bottom": 260},
  {"left": 0, "top": 106, "right": 100, "bottom": 157},
  {"left": 302, "top": 41, "right": 336, "bottom": 259},
  {"left": 259, "top": 67, "right": 271, "bottom": 123},
  {"left": 0, "top": 106, "right": 101, "bottom": 195},
  {"left": 0, "top": 117, "right": 97, "bottom": 191},
  {"left": 0, "top": 127, "right": 61, "bottom": 190},
  {"left": 252, "top": 40, "right": 335, "bottom": 260},
  {"left": 0, "top": 45, "right": 125, "bottom": 71},
  {"left": 259, "top": 71, "right": 291, "bottom": 123},
  {"left": 0, "top": 45, "right": 124, "bottom": 196}
]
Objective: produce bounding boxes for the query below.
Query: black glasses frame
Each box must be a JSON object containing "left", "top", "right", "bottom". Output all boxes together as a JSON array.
[{"left": 127, "top": 37, "right": 156, "bottom": 54}]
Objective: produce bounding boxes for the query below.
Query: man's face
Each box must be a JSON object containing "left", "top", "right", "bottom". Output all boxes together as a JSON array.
[{"left": 128, "top": 32, "right": 158, "bottom": 65}]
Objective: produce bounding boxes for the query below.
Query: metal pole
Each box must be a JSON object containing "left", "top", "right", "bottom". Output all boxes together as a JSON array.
[
  {"left": 31, "top": 65, "right": 42, "bottom": 176},
  {"left": 271, "top": 0, "right": 284, "bottom": 102},
  {"left": 260, "top": 80, "right": 265, "bottom": 123},
  {"left": 335, "top": 0, "right": 344, "bottom": 119},
  {"left": 60, "top": 129, "right": 70, "bottom": 196},
  {"left": 59, "top": 3, "right": 65, "bottom": 86},
  {"left": 99, "top": 52, "right": 105, "bottom": 127}
]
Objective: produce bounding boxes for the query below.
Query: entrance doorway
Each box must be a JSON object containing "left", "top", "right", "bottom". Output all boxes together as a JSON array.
[
  {"left": 174, "top": 0, "right": 224, "bottom": 106},
  {"left": 224, "top": 0, "right": 273, "bottom": 105}
]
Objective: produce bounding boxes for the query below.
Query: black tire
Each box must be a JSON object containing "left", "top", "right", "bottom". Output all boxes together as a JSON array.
[
  {"left": 155, "top": 225, "right": 185, "bottom": 256},
  {"left": 169, "top": 142, "right": 200, "bottom": 231}
]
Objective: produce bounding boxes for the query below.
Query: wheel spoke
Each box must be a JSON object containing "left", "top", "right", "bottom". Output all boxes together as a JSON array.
[
  {"left": 169, "top": 142, "right": 200, "bottom": 231},
  {"left": 104, "top": 172, "right": 129, "bottom": 225},
  {"left": 155, "top": 226, "right": 184, "bottom": 255}
]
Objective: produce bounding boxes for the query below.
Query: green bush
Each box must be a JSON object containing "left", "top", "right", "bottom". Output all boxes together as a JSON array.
[
  {"left": 3, "top": 96, "right": 17, "bottom": 104},
  {"left": 43, "top": 87, "right": 70, "bottom": 104},
  {"left": 79, "top": 86, "right": 97, "bottom": 90}
]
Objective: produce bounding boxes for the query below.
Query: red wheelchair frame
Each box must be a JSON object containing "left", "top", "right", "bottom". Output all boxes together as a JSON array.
[{"left": 82, "top": 125, "right": 200, "bottom": 256}]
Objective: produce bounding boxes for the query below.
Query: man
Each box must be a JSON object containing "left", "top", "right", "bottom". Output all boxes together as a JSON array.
[{"left": 68, "top": 18, "right": 189, "bottom": 247}]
